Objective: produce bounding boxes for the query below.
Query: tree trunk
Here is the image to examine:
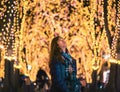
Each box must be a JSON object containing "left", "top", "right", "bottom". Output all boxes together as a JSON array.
[
  {"left": 104, "top": 0, "right": 120, "bottom": 92},
  {"left": 103, "top": 0, "right": 112, "bottom": 48}
]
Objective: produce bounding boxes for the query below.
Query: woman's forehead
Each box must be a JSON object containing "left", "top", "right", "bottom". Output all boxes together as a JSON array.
[{"left": 58, "top": 37, "right": 64, "bottom": 40}]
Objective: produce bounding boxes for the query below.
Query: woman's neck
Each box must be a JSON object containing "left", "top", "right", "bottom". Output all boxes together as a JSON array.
[{"left": 62, "top": 48, "right": 66, "bottom": 53}]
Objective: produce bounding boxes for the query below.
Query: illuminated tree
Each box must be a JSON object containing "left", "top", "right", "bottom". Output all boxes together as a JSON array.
[
  {"left": 16, "top": 0, "right": 111, "bottom": 82},
  {"left": 0, "top": 0, "right": 119, "bottom": 87},
  {"left": 104, "top": 0, "right": 120, "bottom": 92}
]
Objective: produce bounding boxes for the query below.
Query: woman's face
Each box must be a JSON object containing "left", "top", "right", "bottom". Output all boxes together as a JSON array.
[{"left": 57, "top": 37, "right": 67, "bottom": 52}]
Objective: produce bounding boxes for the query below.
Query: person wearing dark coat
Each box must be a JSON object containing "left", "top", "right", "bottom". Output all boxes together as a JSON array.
[
  {"left": 49, "top": 36, "right": 81, "bottom": 92},
  {"left": 36, "top": 68, "right": 50, "bottom": 91}
]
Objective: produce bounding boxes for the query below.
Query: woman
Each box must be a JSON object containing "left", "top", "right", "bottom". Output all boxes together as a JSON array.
[{"left": 49, "top": 36, "right": 81, "bottom": 92}]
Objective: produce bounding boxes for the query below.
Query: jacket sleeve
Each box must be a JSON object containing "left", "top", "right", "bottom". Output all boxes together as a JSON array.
[{"left": 50, "top": 61, "right": 69, "bottom": 92}]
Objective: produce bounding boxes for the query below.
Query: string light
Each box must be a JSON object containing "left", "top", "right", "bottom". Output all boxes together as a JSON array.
[
  {"left": 18, "top": 0, "right": 112, "bottom": 81},
  {"left": 0, "top": 0, "right": 118, "bottom": 81},
  {"left": 111, "top": 0, "right": 120, "bottom": 60},
  {"left": 0, "top": 0, "right": 21, "bottom": 78}
]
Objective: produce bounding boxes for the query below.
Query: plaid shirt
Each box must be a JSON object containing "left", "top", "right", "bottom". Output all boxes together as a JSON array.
[{"left": 62, "top": 52, "right": 81, "bottom": 92}]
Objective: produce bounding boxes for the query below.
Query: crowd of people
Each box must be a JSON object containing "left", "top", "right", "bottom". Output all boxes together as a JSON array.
[{"left": 0, "top": 65, "right": 110, "bottom": 92}]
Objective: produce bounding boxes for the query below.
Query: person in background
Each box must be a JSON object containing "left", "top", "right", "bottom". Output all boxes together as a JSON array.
[
  {"left": 49, "top": 36, "right": 81, "bottom": 92},
  {"left": 22, "top": 76, "right": 35, "bottom": 92},
  {"left": 36, "top": 68, "right": 50, "bottom": 92}
]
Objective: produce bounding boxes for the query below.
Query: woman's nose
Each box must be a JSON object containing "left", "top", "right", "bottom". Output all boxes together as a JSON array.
[{"left": 63, "top": 41, "right": 66, "bottom": 44}]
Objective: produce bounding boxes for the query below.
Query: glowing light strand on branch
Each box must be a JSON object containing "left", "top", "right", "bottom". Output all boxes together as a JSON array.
[
  {"left": 16, "top": 0, "right": 116, "bottom": 81},
  {"left": 111, "top": 0, "right": 120, "bottom": 59},
  {"left": 0, "top": 0, "right": 19, "bottom": 57}
]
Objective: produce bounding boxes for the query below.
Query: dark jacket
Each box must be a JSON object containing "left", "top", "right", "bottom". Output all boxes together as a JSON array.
[
  {"left": 50, "top": 55, "right": 81, "bottom": 92},
  {"left": 50, "top": 61, "right": 69, "bottom": 92}
]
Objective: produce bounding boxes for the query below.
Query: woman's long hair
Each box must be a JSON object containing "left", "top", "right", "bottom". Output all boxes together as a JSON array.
[{"left": 49, "top": 36, "right": 68, "bottom": 64}]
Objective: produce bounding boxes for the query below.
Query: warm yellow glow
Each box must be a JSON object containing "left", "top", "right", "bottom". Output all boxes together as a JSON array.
[
  {"left": 17, "top": 0, "right": 111, "bottom": 82},
  {"left": 0, "top": 44, "right": 5, "bottom": 78},
  {"left": 0, "top": 0, "right": 118, "bottom": 83}
]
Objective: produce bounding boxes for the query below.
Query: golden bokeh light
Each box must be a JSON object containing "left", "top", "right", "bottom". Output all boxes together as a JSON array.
[{"left": 0, "top": 0, "right": 119, "bottom": 83}]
